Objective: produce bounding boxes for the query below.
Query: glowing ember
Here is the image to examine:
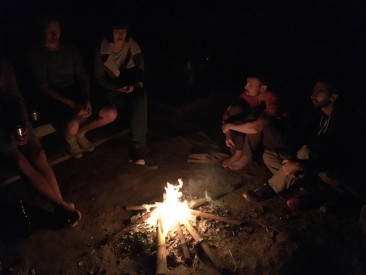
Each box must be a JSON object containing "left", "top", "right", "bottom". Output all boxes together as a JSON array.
[{"left": 147, "top": 179, "right": 191, "bottom": 235}]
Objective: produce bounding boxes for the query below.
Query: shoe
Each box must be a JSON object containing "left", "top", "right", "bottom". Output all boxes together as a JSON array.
[
  {"left": 243, "top": 183, "right": 275, "bottom": 202},
  {"left": 77, "top": 132, "right": 95, "bottom": 153},
  {"left": 129, "top": 148, "right": 158, "bottom": 169},
  {"left": 287, "top": 195, "right": 320, "bottom": 211},
  {"left": 66, "top": 138, "right": 83, "bottom": 158}
]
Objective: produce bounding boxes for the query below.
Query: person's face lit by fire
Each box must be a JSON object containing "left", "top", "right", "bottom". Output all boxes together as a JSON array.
[
  {"left": 44, "top": 21, "right": 61, "bottom": 45},
  {"left": 310, "top": 81, "right": 336, "bottom": 109},
  {"left": 244, "top": 77, "right": 267, "bottom": 97},
  {"left": 112, "top": 28, "right": 127, "bottom": 44}
]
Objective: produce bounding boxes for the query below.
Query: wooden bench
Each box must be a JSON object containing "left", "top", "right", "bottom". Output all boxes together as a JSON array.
[{"left": 1, "top": 122, "right": 129, "bottom": 186}]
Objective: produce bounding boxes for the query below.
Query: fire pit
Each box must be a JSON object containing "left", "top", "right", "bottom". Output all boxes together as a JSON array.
[{"left": 121, "top": 179, "right": 243, "bottom": 274}]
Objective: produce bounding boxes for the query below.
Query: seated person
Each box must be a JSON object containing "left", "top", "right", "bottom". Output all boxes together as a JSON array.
[
  {"left": 243, "top": 78, "right": 357, "bottom": 208},
  {"left": 0, "top": 58, "right": 80, "bottom": 226},
  {"left": 222, "top": 72, "right": 289, "bottom": 171},
  {"left": 28, "top": 17, "right": 117, "bottom": 158},
  {"left": 94, "top": 19, "right": 157, "bottom": 168}
]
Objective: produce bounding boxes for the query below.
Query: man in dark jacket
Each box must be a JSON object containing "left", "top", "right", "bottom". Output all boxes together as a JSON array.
[{"left": 243, "top": 78, "right": 358, "bottom": 207}]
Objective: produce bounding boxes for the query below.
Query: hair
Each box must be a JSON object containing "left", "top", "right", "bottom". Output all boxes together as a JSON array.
[
  {"left": 104, "top": 19, "right": 130, "bottom": 42},
  {"left": 316, "top": 77, "right": 342, "bottom": 97}
]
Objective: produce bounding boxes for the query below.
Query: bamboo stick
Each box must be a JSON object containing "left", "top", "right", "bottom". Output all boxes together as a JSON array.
[
  {"left": 124, "top": 203, "right": 159, "bottom": 211},
  {"left": 175, "top": 222, "right": 192, "bottom": 265},
  {"left": 188, "top": 181, "right": 244, "bottom": 209},
  {"left": 156, "top": 216, "right": 168, "bottom": 275},
  {"left": 180, "top": 217, "right": 227, "bottom": 272},
  {"left": 189, "top": 209, "right": 242, "bottom": 225}
]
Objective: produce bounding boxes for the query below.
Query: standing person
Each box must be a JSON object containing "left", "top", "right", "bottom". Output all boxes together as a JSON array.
[
  {"left": 243, "top": 78, "right": 356, "bottom": 207},
  {"left": 221, "top": 73, "right": 289, "bottom": 171},
  {"left": 28, "top": 18, "right": 117, "bottom": 158},
  {"left": 0, "top": 58, "right": 81, "bottom": 227},
  {"left": 95, "top": 19, "right": 157, "bottom": 169}
]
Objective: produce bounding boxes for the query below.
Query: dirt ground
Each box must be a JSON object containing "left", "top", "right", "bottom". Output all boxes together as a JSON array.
[{"left": 1, "top": 97, "right": 366, "bottom": 275}]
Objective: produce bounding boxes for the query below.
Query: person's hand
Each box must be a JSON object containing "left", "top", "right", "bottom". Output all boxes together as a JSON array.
[
  {"left": 282, "top": 159, "right": 303, "bottom": 176},
  {"left": 225, "top": 137, "right": 235, "bottom": 148},
  {"left": 12, "top": 125, "right": 29, "bottom": 146},
  {"left": 134, "top": 81, "right": 143, "bottom": 89},
  {"left": 225, "top": 132, "right": 235, "bottom": 147},
  {"left": 77, "top": 102, "right": 92, "bottom": 118},
  {"left": 118, "top": 85, "right": 134, "bottom": 93},
  {"left": 67, "top": 100, "right": 82, "bottom": 112},
  {"left": 222, "top": 122, "right": 232, "bottom": 134}
]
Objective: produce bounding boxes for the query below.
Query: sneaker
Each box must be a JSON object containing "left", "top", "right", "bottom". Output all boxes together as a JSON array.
[
  {"left": 243, "top": 183, "right": 275, "bottom": 202},
  {"left": 77, "top": 132, "right": 95, "bottom": 153},
  {"left": 129, "top": 148, "right": 158, "bottom": 169},
  {"left": 66, "top": 139, "right": 83, "bottom": 158}
]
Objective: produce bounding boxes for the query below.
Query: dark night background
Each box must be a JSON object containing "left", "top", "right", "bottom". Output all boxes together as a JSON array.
[{"left": 1, "top": 0, "right": 366, "bottom": 116}]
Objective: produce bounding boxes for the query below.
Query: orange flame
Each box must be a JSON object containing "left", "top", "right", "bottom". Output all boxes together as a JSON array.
[{"left": 147, "top": 179, "right": 191, "bottom": 235}]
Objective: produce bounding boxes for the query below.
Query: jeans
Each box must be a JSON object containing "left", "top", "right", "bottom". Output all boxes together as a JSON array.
[{"left": 108, "top": 87, "right": 148, "bottom": 149}]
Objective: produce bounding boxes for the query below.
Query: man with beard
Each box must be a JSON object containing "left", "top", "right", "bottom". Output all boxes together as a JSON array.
[
  {"left": 221, "top": 73, "right": 288, "bottom": 171},
  {"left": 243, "top": 78, "right": 357, "bottom": 208}
]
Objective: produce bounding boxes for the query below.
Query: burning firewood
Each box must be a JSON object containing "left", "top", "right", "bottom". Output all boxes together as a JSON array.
[
  {"left": 122, "top": 179, "right": 240, "bottom": 273},
  {"left": 189, "top": 209, "right": 242, "bottom": 225},
  {"left": 180, "top": 217, "right": 230, "bottom": 273},
  {"left": 124, "top": 203, "right": 160, "bottom": 211},
  {"left": 175, "top": 222, "right": 192, "bottom": 265},
  {"left": 156, "top": 216, "right": 168, "bottom": 275}
]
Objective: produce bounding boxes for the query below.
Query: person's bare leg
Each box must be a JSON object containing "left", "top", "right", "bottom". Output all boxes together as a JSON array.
[
  {"left": 64, "top": 118, "right": 79, "bottom": 139},
  {"left": 228, "top": 154, "right": 251, "bottom": 171},
  {"left": 28, "top": 147, "right": 75, "bottom": 209},
  {"left": 15, "top": 149, "right": 72, "bottom": 210},
  {"left": 222, "top": 150, "right": 242, "bottom": 168},
  {"left": 79, "top": 106, "right": 117, "bottom": 133}
]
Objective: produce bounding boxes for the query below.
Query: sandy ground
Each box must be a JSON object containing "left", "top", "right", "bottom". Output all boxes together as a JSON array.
[{"left": 1, "top": 97, "right": 366, "bottom": 275}]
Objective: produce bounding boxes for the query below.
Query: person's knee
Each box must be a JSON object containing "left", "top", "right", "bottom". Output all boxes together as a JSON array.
[
  {"left": 28, "top": 146, "right": 47, "bottom": 165},
  {"left": 65, "top": 120, "right": 79, "bottom": 135},
  {"left": 101, "top": 106, "right": 118, "bottom": 122}
]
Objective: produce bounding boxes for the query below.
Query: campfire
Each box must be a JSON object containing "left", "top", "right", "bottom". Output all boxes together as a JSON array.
[{"left": 124, "top": 179, "right": 243, "bottom": 274}]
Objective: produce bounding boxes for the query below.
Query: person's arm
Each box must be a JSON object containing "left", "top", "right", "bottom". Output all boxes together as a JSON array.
[
  {"left": 3, "top": 62, "right": 28, "bottom": 123},
  {"left": 1, "top": 61, "right": 30, "bottom": 145},
  {"left": 94, "top": 49, "right": 121, "bottom": 92},
  {"left": 223, "top": 112, "right": 271, "bottom": 134},
  {"left": 73, "top": 46, "right": 90, "bottom": 106},
  {"left": 129, "top": 38, "right": 144, "bottom": 74},
  {"left": 28, "top": 48, "right": 81, "bottom": 110},
  {"left": 39, "top": 83, "right": 81, "bottom": 110},
  {"left": 133, "top": 52, "right": 144, "bottom": 74}
]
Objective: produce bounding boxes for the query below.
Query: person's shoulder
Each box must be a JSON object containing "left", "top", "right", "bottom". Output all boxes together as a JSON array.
[
  {"left": 28, "top": 42, "right": 44, "bottom": 56},
  {"left": 127, "top": 37, "right": 142, "bottom": 49},
  {"left": 128, "top": 37, "right": 137, "bottom": 43},
  {"left": 60, "top": 42, "right": 79, "bottom": 52}
]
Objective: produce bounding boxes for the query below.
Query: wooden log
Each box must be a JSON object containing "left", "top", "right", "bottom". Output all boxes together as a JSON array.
[
  {"left": 188, "top": 181, "right": 244, "bottom": 209},
  {"left": 175, "top": 222, "right": 192, "bottom": 265},
  {"left": 124, "top": 203, "right": 159, "bottom": 211},
  {"left": 180, "top": 217, "right": 228, "bottom": 272},
  {"left": 156, "top": 217, "right": 168, "bottom": 275},
  {"left": 189, "top": 209, "right": 242, "bottom": 225}
]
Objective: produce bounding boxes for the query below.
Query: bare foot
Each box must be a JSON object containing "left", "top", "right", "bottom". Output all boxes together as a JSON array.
[
  {"left": 222, "top": 150, "right": 242, "bottom": 168},
  {"left": 228, "top": 154, "right": 250, "bottom": 171}
]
